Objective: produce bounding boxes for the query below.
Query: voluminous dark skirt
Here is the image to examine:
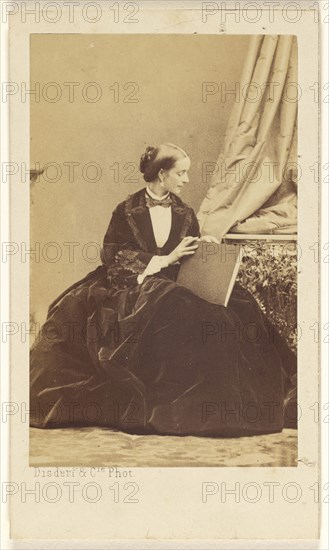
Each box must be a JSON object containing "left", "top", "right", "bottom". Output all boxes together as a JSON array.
[{"left": 30, "top": 267, "right": 297, "bottom": 436}]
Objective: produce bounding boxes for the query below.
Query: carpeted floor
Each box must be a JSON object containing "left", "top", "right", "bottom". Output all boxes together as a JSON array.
[{"left": 30, "top": 427, "right": 297, "bottom": 467}]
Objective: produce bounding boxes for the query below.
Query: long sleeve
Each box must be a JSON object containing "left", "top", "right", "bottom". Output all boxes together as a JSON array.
[
  {"left": 101, "top": 207, "right": 120, "bottom": 267},
  {"left": 101, "top": 205, "right": 154, "bottom": 289},
  {"left": 101, "top": 206, "right": 153, "bottom": 267}
]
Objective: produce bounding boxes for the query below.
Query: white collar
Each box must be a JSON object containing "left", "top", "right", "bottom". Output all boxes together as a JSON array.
[{"left": 146, "top": 185, "right": 170, "bottom": 201}]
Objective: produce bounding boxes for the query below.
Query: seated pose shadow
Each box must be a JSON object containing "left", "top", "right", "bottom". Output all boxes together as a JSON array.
[{"left": 30, "top": 143, "right": 297, "bottom": 436}]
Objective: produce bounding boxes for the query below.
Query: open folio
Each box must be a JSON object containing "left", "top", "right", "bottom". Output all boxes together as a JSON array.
[{"left": 176, "top": 241, "right": 243, "bottom": 307}]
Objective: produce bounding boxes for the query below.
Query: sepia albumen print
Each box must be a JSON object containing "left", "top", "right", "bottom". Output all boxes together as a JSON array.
[{"left": 29, "top": 33, "right": 298, "bottom": 468}]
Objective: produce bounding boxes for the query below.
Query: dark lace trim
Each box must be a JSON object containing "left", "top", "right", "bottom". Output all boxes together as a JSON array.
[
  {"left": 107, "top": 249, "right": 147, "bottom": 290},
  {"left": 124, "top": 194, "right": 149, "bottom": 252},
  {"left": 179, "top": 206, "right": 193, "bottom": 239}
]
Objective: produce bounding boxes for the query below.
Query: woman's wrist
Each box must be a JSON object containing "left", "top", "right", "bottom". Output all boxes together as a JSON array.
[
  {"left": 137, "top": 255, "right": 170, "bottom": 285},
  {"left": 168, "top": 251, "right": 178, "bottom": 265}
]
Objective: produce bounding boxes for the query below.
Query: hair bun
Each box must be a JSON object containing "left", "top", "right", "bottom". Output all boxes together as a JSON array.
[{"left": 140, "top": 146, "right": 156, "bottom": 174}]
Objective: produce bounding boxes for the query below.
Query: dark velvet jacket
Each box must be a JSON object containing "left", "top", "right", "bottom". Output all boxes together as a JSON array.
[{"left": 102, "top": 188, "right": 200, "bottom": 289}]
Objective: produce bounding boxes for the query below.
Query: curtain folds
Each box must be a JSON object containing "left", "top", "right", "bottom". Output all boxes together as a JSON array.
[{"left": 197, "top": 35, "right": 298, "bottom": 239}]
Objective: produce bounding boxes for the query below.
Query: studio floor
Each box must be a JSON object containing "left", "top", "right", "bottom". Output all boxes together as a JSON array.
[{"left": 30, "top": 428, "right": 297, "bottom": 467}]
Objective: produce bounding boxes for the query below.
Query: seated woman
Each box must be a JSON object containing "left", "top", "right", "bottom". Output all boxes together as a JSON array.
[{"left": 30, "top": 143, "right": 297, "bottom": 436}]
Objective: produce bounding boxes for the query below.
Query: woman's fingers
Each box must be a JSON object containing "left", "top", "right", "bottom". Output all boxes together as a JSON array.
[
  {"left": 183, "top": 236, "right": 199, "bottom": 244},
  {"left": 200, "top": 235, "right": 220, "bottom": 244},
  {"left": 180, "top": 250, "right": 196, "bottom": 256},
  {"left": 170, "top": 237, "right": 199, "bottom": 261},
  {"left": 180, "top": 246, "right": 198, "bottom": 255},
  {"left": 182, "top": 244, "right": 198, "bottom": 252}
]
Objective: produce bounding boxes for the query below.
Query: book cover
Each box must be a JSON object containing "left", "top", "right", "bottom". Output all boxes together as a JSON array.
[{"left": 176, "top": 241, "right": 243, "bottom": 307}]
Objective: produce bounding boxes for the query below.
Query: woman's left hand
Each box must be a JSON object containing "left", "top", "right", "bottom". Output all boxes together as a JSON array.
[{"left": 199, "top": 235, "right": 220, "bottom": 244}]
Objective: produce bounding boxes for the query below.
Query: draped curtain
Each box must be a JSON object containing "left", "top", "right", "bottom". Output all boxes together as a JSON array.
[{"left": 197, "top": 35, "right": 298, "bottom": 239}]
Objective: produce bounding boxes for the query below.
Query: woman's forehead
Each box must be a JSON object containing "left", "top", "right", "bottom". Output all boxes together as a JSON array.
[{"left": 174, "top": 156, "right": 191, "bottom": 170}]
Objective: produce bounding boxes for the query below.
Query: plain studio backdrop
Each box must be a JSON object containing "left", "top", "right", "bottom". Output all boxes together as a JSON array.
[{"left": 30, "top": 34, "right": 250, "bottom": 325}]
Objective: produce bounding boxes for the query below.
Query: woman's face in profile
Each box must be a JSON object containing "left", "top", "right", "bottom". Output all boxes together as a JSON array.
[{"left": 161, "top": 156, "right": 191, "bottom": 195}]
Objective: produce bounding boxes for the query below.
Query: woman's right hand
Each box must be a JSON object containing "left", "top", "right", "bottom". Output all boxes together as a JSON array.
[{"left": 167, "top": 236, "right": 199, "bottom": 265}]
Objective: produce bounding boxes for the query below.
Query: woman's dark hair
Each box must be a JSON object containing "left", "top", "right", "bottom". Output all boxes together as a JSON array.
[{"left": 139, "top": 143, "right": 189, "bottom": 183}]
